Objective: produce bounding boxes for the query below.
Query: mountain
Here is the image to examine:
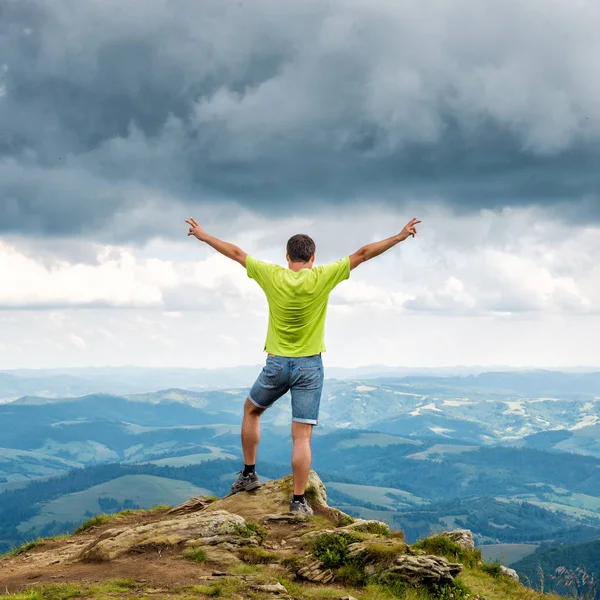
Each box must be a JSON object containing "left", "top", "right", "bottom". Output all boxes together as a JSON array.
[{"left": 0, "top": 472, "right": 566, "bottom": 600}]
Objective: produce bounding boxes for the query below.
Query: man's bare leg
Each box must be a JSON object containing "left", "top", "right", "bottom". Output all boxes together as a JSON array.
[
  {"left": 291, "top": 422, "right": 313, "bottom": 495},
  {"left": 242, "top": 397, "right": 265, "bottom": 465}
]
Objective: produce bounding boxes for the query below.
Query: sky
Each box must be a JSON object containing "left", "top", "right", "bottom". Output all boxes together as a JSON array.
[{"left": 0, "top": 0, "right": 599, "bottom": 370}]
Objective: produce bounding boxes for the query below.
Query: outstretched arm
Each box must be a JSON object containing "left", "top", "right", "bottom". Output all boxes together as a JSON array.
[
  {"left": 349, "top": 217, "right": 421, "bottom": 271},
  {"left": 186, "top": 217, "right": 248, "bottom": 267}
]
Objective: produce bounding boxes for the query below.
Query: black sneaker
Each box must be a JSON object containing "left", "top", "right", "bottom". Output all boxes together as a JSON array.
[
  {"left": 289, "top": 499, "right": 314, "bottom": 515},
  {"left": 231, "top": 471, "right": 261, "bottom": 494}
]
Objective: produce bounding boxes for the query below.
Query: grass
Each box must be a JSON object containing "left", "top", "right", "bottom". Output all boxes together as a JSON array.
[
  {"left": 233, "top": 521, "right": 268, "bottom": 544},
  {"left": 2, "top": 540, "right": 45, "bottom": 558},
  {"left": 74, "top": 514, "right": 113, "bottom": 533},
  {"left": 177, "top": 578, "right": 243, "bottom": 598},
  {"left": 230, "top": 563, "right": 266, "bottom": 576},
  {"left": 362, "top": 542, "right": 406, "bottom": 564},
  {"left": 73, "top": 504, "right": 177, "bottom": 534},
  {"left": 460, "top": 566, "right": 566, "bottom": 600},
  {"left": 354, "top": 521, "right": 390, "bottom": 536},
  {"left": 0, "top": 580, "right": 140, "bottom": 600},
  {"left": 238, "top": 546, "right": 279, "bottom": 564},
  {"left": 412, "top": 535, "right": 482, "bottom": 568},
  {"left": 337, "top": 512, "right": 355, "bottom": 527},
  {"left": 182, "top": 546, "right": 208, "bottom": 563},
  {"left": 1, "top": 534, "right": 73, "bottom": 559}
]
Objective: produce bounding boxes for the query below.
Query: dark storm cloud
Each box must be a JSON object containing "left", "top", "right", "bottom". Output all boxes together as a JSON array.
[{"left": 0, "top": 0, "right": 599, "bottom": 240}]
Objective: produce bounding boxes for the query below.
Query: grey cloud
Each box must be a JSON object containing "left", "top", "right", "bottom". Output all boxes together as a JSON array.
[{"left": 0, "top": 0, "right": 599, "bottom": 240}]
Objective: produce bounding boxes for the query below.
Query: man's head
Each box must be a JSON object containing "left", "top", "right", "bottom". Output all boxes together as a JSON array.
[{"left": 286, "top": 234, "right": 316, "bottom": 270}]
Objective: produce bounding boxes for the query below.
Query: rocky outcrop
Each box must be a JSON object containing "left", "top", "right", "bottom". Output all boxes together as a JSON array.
[
  {"left": 167, "top": 496, "right": 216, "bottom": 515},
  {"left": 79, "top": 510, "right": 252, "bottom": 562},
  {"left": 377, "top": 554, "right": 463, "bottom": 585},
  {"left": 0, "top": 470, "right": 484, "bottom": 599},
  {"left": 202, "top": 470, "right": 328, "bottom": 523},
  {"left": 439, "top": 529, "right": 475, "bottom": 551},
  {"left": 296, "top": 556, "right": 336, "bottom": 584}
]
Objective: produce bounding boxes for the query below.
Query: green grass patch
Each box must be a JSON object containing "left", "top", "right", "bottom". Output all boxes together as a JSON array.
[
  {"left": 182, "top": 547, "right": 208, "bottom": 564},
  {"left": 337, "top": 513, "right": 355, "bottom": 527},
  {"left": 355, "top": 521, "right": 390, "bottom": 536},
  {"left": 74, "top": 513, "right": 113, "bottom": 533},
  {"left": 312, "top": 532, "right": 362, "bottom": 568},
  {"left": 238, "top": 546, "right": 278, "bottom": 564},
  {"left": 178, "top": 577, "right": 242, "bottom": 598},
  {"left": 3, "top": 540, "right": 44, "bottom": 558},
  {"left": 481, "top": 562, "right": 504, "bottom": 578},
  {"left": 337, "top": 562, "right": 369, "bottom": 586},
  {"left": 362, "top": 542, "right": 406, "bottom": 564},
  {"left": 0, "top": 583, "right": 81, "bottom": 600},
  {"left": 148, "top": 504, "right": 172, "bottom": 511},
  {"left": 88, "top": 579, "right": 140, "bottom": 594},
  {"left": 0, "top": 580, "right": 142, "bottom": 600},
  {"left": 233, "top": 521, "right": 268, "bottom": 544},
  {"left": 412, "top": 535, "right": 482, "bottom": 568}
]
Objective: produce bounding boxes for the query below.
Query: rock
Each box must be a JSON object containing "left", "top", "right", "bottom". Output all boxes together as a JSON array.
[
  {"left": 346, "top": 539, "right": 408, "bottom": 561},
  {"left": 296, "top": 555, "right": 336, "bottom": 584},
  {"left": 167, "top": 496, "right": 216, "bottom": 515},
  {"left": 79, "top": 510, "right": 250, "bottom": 562},
  {"left": 340, "top": 597, "right": 359, "bottom": 600},
  {"left": 251, "top": 582, "right": 288, "bottom": 593},
  {"left": 439, "top": 529, "right": 475, "bottom": 551},
  {"left": 377, "top": 554, "right": 462, "bottom": 586},
  {"left": 262, "top": 513, "right": 311, "bottom": 524},
  {"left": 501, "top": 565, "right": 520, "bottom": 582},
  {"left": 203, "top": 470, "right": 328, "bottom": 523},
  {"left": 343, "top": 518, "right": 390, "bottom": 535}
]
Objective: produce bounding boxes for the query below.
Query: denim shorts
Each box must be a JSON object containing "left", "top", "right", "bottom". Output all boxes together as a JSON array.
[{"left": 248, "top": 354, "right": 324, "bottom": 425}]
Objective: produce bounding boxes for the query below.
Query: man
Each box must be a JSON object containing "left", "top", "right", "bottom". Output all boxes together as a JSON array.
[{"left": 186, "top": 216, "right": 421, "bottom": 514}]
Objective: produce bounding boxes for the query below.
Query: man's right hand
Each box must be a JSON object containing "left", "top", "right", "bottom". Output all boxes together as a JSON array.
[{"left": 398, "top": 218, "right": 422, "bottom": 242}]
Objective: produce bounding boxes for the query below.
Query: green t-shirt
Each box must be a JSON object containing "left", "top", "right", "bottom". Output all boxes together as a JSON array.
[{"left": 246, "top": 255, "right": 351, "bottom": 357}]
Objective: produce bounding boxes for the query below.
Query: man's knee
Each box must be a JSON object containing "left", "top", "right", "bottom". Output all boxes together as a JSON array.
[
  {"left": 292, "top": 422, "right": 313, "bottom": 442},
  {"left": 244, "top": 397, "right": 266, "bottom": 417}
]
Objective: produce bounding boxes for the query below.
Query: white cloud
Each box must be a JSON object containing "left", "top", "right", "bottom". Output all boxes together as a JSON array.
[{"left": 0, "top": 205, "right": 599, "bottom": 369}]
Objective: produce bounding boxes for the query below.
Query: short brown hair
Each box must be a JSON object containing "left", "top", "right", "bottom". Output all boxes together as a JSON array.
[{"left": 287, "top": 234, "right": 316, "bottom": 263}]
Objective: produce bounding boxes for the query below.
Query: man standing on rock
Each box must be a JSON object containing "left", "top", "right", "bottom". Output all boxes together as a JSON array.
[{"left": 186, "top": 216, "right": 421, "bottom": 514}]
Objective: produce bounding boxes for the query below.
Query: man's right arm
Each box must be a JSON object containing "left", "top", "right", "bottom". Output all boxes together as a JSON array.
[{"left": 349, "top": 217, "right": 421, "bottom": 271}]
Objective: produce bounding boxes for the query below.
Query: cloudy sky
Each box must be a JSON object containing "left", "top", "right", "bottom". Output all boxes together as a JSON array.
[{"left": 0, "top": 0, "right": 599, "bottom": 370}]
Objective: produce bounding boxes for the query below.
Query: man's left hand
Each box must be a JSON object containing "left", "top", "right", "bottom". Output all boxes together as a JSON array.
[{"left": 186, "top": 217, "right": 208, "bottom": 241}]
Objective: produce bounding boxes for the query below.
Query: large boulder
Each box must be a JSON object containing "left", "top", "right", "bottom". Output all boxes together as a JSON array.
[
  {"left": 79, "top": 510, "right": 251, "bottom": 562},
  {"left": 202, "top": 470, "right": 329, "bottom": 523}
]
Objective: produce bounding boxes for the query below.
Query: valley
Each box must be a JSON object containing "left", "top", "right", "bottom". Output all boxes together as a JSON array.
[{"left": 1, "top": 369, "right": 600, "bottom": 596}]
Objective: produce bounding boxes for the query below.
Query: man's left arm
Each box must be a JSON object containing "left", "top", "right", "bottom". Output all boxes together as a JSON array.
[{"left": 186, "top": 217, "right": 247, "bottom": 267}]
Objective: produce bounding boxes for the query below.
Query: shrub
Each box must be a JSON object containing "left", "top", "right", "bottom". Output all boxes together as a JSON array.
[
  {"left": 312, "top": 532, "right": 360, "bottom": 568},
  {"left": 413, "top": 535, "right": 463, "bottom": 559},
  {"left": 481, "top": 562, "right": 503, "bottom": 578}
]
